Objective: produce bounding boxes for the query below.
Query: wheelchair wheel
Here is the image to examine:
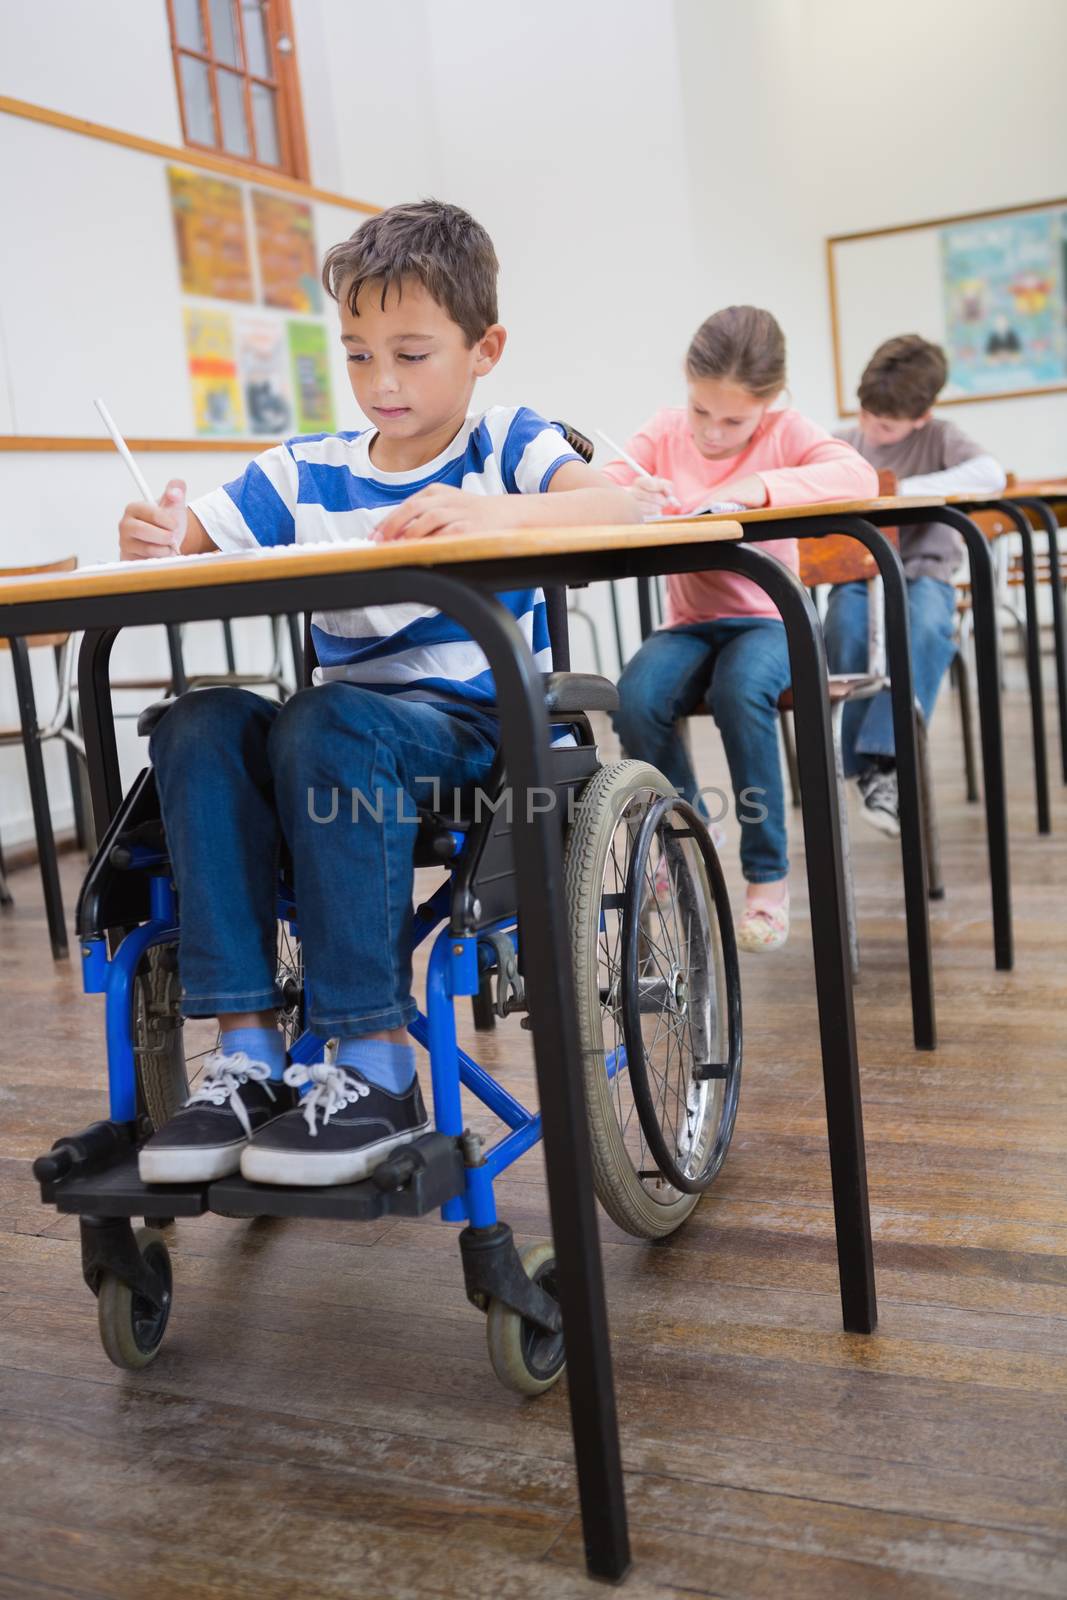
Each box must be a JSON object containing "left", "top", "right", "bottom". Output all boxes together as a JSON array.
[
  {"left": 485, "top": 1242, "right": 566, "bottom": 1396},
  {"left": 132, "top": 925, "right": 305, "bottom": 1135},
  {"left": 564, "top": 762, "right": 741, "bottom": 1239},
  {"left": 132, "top": 943, "right": 188, "bottom": 1133},
  {"left": 97, "top": 1226, "right": 172, "bottom": 1370}
]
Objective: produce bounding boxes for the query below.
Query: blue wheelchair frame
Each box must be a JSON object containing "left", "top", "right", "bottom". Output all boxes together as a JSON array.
[{"left": 82, "top": 843, "right": 556, "bottom": 1234}]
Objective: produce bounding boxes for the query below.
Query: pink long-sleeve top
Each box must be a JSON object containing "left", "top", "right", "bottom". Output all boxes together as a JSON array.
[{"left": 602, "top": 407, "right": 879, "bottom": 624}]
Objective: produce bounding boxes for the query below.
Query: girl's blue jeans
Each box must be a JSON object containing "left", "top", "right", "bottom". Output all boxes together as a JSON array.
[
  {"left": 612, "top": 618, "right": 792, "bottom": 884},
  {"left": 150, "top": 684, "right": 498, "bottom": 1037},
  {"left": 823, "top": 577, "right": 957, "bottom": 778}
]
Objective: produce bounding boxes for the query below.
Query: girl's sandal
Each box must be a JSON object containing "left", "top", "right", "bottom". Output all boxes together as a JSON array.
[{"left": 736, "top": 898, "right": 790, "bottom": 954}]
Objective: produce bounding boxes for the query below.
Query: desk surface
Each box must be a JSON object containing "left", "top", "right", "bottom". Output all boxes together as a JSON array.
[
  {"left": 944, "top": 483, "right": 1067, "bottom": 506},
  {"left": 0, "top": 520, "right": 744, "bottom": 610},
  {"left": 693, "top": 495, "right": 944, "bottom": 525},
  {"left": 1004, "top": 480, "right": 1067, "bottom": 498}
]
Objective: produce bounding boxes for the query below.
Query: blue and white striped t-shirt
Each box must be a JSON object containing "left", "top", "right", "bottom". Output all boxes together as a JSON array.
[{"left": 189, "top": 405, "right": 581, "bottom": 706}]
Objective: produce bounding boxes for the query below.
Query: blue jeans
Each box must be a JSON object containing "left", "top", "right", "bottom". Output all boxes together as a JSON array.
[
  {"left": 823, "top": 577, "right": 957, "bottom": 777},
  {"left": 613, "top": 618, "right": 792, "bottom": 883},
  {"left": 150, "top": 685, "right": 499, "bottom": 1036}
]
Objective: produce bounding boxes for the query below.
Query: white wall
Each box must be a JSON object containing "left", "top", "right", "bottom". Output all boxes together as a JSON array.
[
  {"left": 674, "top": 0, "right": 1067, "bottom": 475},
  {"left": 0, "top": 0, "right": 183, "bottom": 144},
  {"left": 2, "top": 0, "right": 1066, "bottom": 846}
]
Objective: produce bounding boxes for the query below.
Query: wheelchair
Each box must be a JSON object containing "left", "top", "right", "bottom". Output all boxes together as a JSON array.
[{"left": 34, "top": 593, "right": 742, "bottom": 1396}]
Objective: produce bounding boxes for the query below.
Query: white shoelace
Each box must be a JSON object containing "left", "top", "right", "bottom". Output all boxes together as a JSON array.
[
  {"left": 283, "top": 1061, "right": 370, "bottom": 1138},
  {"left": 184, "top": 1051, "right": 275, "bottom": 1140}
]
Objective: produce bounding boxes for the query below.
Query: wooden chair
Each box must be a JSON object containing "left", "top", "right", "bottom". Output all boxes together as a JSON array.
[
  {"left": 108, "top": 615, "right": 298, "bottom": 709},
  {"left": 679, "top": 529, "right": 941, "bottom": 978},
  {"left": 0, "top": 555, "right": 92, "bottom": 959}
]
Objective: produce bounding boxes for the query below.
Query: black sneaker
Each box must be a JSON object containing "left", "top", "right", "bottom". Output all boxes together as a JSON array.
[
  {"left": 856, "top": 766, "right": 900, "bottom": 837},
  {"left": 138, "top": 1052, "right": 297, "bottom": 1184},
  {"left": 240, "top": 1062, "right": 431, "bottom": 1187}
]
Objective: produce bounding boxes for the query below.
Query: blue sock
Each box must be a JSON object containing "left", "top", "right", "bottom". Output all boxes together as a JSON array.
[
  {"left": 220, "top": 1027, "right": 287, "bottom": 1082},
  {"left": 336, "top": 1037, "right": 416, "bottom": 1095}
]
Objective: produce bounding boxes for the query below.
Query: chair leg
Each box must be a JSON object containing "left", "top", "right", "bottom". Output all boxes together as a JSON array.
[
  {"left": 566, "top": 604, "right": 604, "bottom": 676},
  {"left": 0, "top": 824, "right": 14, "bottom": 908},
  {"left": 51, "top": 643, "right": 88, "bottom": 852},
  {"left": 831, "top": 701, "right": 860, "bottom": 982},
  {"left": 916, "top": 705, "right": 944, "bottom": 901},
  {"left": 779, "top": 707, "right": 802, "bottom": 809},
  {"left": 608, "top": 582, "right": 626, "bottom": 674},
  {"left": 10, "top": 637, "right": 67, "bottom": 958},
  {"left": 222, "top": 619, "right": 238, "bottom": 674},
  {"left": 952, "top": 652, "right": 979, "bottom": 804},
  {"left": 166, "top": 624, "right": 189, "bottom": 696},
  {"left": 287, "top": 614, "right": 306, "bottom": 689}
]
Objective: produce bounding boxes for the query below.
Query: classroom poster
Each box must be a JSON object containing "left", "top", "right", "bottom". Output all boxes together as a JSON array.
[
  {"left": 940, "top": 209, "right": 1067, "bottom": 396},
  {"left": 184, "top": 308, "right": 246, "bottom": 434},
  {"left": 287, "top": 319, "right": 335, "bottom": 433},
  {"left": 168, "top": 166, "right": 254, "bottom": 302},
  {"left": 236, "top": 316, "right": 294, "bottom": 434},
  {"left": 252, "top": 190, "right": 322, "bottom": 312}
]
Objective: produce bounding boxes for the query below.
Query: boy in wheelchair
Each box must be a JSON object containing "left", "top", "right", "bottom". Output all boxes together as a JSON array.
[{"left": 117, "top": 199, "right": 638, "bottom": 1189}]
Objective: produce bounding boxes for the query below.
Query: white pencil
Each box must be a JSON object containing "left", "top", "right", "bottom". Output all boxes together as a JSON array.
[
  {"left": 94, "top": 397, "right": 182, "bottom": 553},
  {"left": 594, "top": 427, "right": 653, "bottom": 480}
]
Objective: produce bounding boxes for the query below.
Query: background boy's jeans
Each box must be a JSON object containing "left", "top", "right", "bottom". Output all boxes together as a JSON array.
[
  {"left": 823, "top": 576, "right": 957, "bottom": 778},
  {"left": 151, "top": 684, "right": 498, "bottom": 1037},
  {"left": 613, "top": 618, "right": 791, "bottom": 883}
]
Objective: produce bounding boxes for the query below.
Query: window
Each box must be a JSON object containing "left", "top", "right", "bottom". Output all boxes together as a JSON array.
[{"left": 166, "top": 0, "right": 309, "bottom": 180}]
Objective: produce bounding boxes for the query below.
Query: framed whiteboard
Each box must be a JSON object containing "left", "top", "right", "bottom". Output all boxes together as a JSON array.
[{"left": 827, "top": 197, "right": 1067, "bottom": 416}]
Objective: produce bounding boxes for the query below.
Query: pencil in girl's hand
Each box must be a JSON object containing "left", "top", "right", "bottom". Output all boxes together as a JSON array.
[
  {"left": 594, "top": 428, "right": 652, "bottom": 480},
  {"left": 94, "top": 397, "right": 183, "bottom": 553}
]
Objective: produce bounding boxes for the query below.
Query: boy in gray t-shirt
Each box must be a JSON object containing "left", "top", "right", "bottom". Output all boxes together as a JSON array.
[{"left": 825, "top": 334, "right": 1005, "bottom": 835}]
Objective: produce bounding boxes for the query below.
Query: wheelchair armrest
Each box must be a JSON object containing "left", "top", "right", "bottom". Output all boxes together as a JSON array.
[
  {"left": 137, "top": 699, "right": 174, "bottom": 739},
  {"left": 542, "top": 672, "right": 619, "bottom": 715}
]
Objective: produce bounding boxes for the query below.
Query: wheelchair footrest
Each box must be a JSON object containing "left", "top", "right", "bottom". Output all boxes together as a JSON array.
[
  {"left": 206, "top": 1133, "right": 465, "bottom": 1221},
  {"left": 46, "top": 1153, "right": 210, "bottom": 1218}
]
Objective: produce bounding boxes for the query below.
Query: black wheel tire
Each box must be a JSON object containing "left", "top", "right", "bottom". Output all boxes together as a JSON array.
[
  {"left": 97, "top": 1227, "right": 173, "bottom": 1370},
  {"left": 486, "top": 1242, "right": 566, "bottom": 1396},
  {"left": 472, "top": 973, "right": 497, "bottom": 1031}
]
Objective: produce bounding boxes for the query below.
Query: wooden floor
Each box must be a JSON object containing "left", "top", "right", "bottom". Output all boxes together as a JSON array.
[{"left": 1, "top": 680, "right": 1065, "bottom": 1599}]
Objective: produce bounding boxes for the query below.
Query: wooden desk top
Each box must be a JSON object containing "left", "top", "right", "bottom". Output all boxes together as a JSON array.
[
  {"left": 1004, "top": 481, "right": 1067, "bottom": 498},
  {"left": 0, "top": 521, "right": 742, "bottom": 611},
  {"left": 693, "top": 495, "right": 944, "bottom": 524},
  {"left": 945, "top": 484, "right": 1067, "bottom": 506}
]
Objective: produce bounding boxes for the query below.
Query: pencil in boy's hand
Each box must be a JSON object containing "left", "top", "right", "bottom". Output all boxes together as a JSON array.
[{"left": 95, "top": 397, "right": 184, "bottom": 554}]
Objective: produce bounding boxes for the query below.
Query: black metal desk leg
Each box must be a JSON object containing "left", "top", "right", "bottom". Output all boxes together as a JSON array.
[
  {"left": 994, "top": 502, "right": 1050, "bottom": 834},
  {"left": 10, "top": 637, "right": 67, "bottom": 959},
  {"left": 425, "top": 579, "right": 630, "bottom": 1582},
  {"left": 846, "top": 519, "right": 935, "bottom": 1050},
  {"left": 78, "top": 630, "right": 125, "bottom": 838},
  {"left": 1015, "top": 499, "right": 1067, "bottom": 786},
  {"left": 938, "top": 510, "right": 1012, "bottom": 970},
  {"left": 699, "top": 546, "right": 877, "bottom": 1334}
]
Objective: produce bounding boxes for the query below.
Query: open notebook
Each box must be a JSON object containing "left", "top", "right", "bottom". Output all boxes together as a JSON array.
[
  {"left": 646, "top": 502, "right": 746, "bottom": 523},
  {"left": 74, "top": 539, "right": 375, "bottom": 577}
]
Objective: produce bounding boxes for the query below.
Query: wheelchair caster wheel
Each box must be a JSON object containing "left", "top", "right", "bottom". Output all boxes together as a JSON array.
[
  {"left": 97, "top": 1226, "right": 172, "bottom": 1370},
  {"left": 486, "top": 1242, "right": 566, "bottom": 1396},
  {"left": 471, "top": 972, "right": 496, "bottom": 1032}
]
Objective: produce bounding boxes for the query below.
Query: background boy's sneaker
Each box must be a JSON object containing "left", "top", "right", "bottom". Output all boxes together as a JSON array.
[
  {"left": 138, "top": 1052, "right": 297, "bottom": 1183},
  {"left": 240, "top": 1062, "right": 431, "bottom": 1187},
  {"left": 856, "top": 766, "right": 900, "bottom": 837}
]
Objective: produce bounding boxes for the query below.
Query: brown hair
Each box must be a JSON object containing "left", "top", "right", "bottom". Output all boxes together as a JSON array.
[
  {"left": 321, "top": 199, "right": 498, "bottom": 346},
  {"left": 858, "top": 335, "right": 947, "bottom": 418},
  {"left": 685, "top": 306, "right": 786, "bottom": 401}
]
